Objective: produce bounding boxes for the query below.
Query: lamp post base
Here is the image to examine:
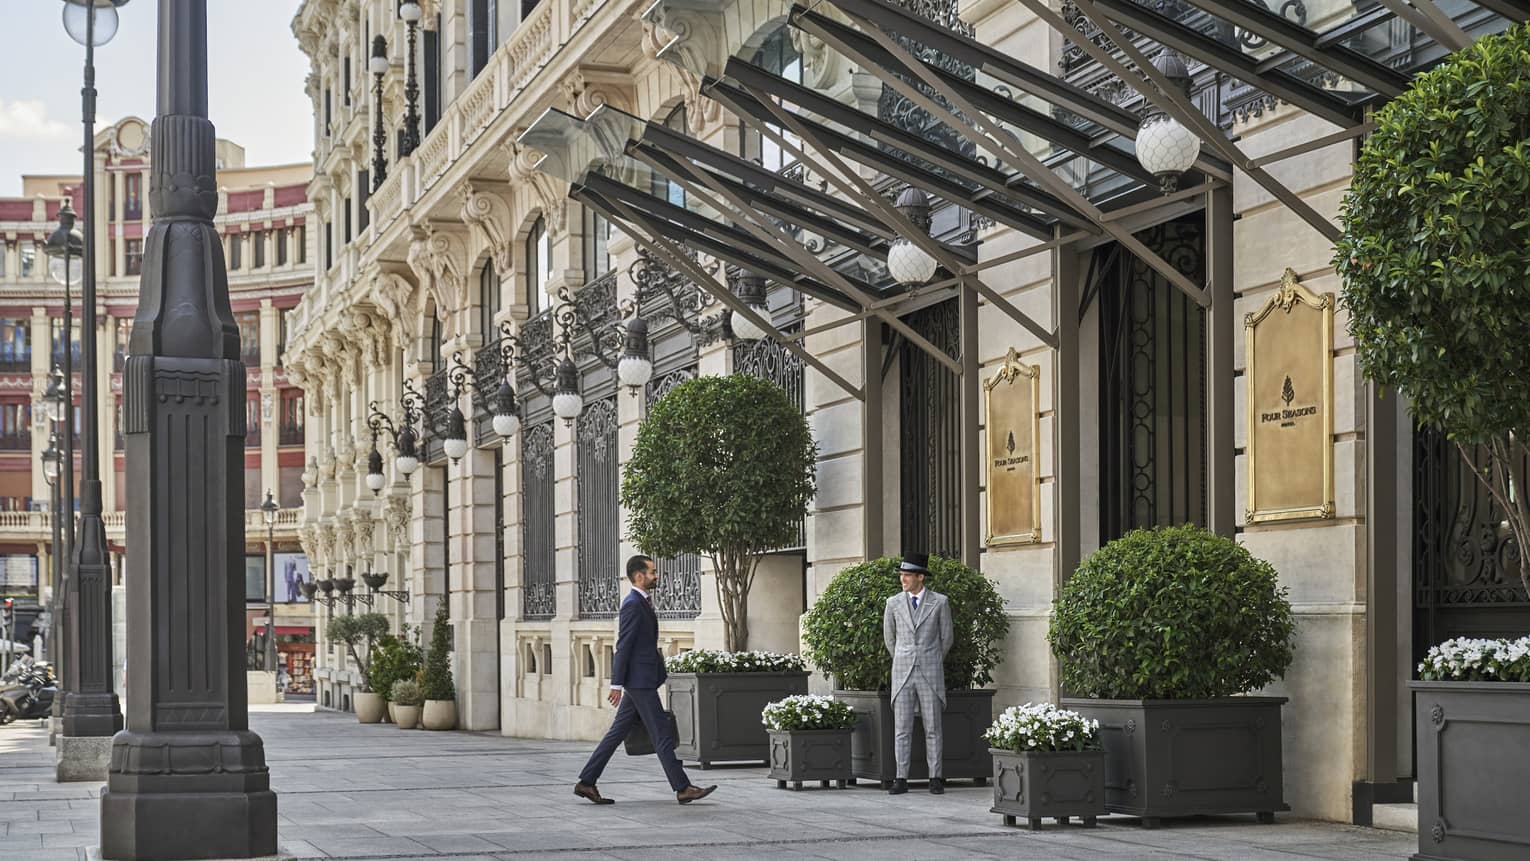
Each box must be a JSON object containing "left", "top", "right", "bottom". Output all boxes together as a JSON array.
[
  {"left": 60, "top": 690, "right": 125, "bottom": 738},
  {"left": 57, "top": 734, "right": 113, "bottom": 782},
  {"left": 100, "top": 731, "right": 278, "bottom": 861}
]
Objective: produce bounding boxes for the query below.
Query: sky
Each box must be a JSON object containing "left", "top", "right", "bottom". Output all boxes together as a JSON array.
[{"left": 0, "top": 1, "right": 313, "bottom": 196}]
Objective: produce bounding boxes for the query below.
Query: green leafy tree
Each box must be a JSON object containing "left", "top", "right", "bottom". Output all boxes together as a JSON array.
[
  {"left": 323, "top": 613, "right": 390, "bottom": 692},
  {"left": 1335, "top": 23, "right": 1530, "bottom": 596},
  {"left": 802, "top": 556, "right": 1009, "bottom": 691},
  {"left": 1048, "top": 525, "right": 1296, "bottom": 699},
  {"left": 622, "top": 374, "right": 817, "bottom": 651},
  {"left": 421, "top": 603, "right": 456, "bottom": 702},
  {"left": 368, "top": 625, "right": 425, "bottom": 700}
]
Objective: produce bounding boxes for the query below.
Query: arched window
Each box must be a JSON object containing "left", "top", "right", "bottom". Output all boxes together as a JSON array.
[
  {"left": 526, "top": 216, "right": 549, "bottom": 316},
  {"left": 741, "top": 28, "right": 802, "bottom": 173},
  {"left": 651, "top": 106, "right": 688, "bottom": 208},
  {"left": 479, "top": 261, "right": 498, "bottom": 343}
]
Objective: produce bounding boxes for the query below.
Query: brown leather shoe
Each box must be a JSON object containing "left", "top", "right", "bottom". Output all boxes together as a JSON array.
[
  {"left": 573, "top": 782, "right": 614, "bottom": 804},
  {"left": 676, "top": 784, "right": 718, "bottom": 805}
]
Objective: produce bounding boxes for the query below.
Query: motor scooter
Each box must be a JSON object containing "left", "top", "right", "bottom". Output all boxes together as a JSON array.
[{"left": 0, "top": 659, "right": 58, "bottom": 724}]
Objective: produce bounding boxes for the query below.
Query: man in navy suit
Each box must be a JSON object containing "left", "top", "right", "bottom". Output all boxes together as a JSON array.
[{"left": 574, "top": 555, "right": 718, "bottom": 805}]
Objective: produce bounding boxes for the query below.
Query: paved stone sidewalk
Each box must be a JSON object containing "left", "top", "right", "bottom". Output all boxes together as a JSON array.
[{"left": 1, "top": 707, "right": 1414, "bottom": 860}]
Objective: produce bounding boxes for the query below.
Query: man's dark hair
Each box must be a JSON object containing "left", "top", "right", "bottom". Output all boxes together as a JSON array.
[{"left": 626, "top": 555, "right": 654, "bottom": 580}]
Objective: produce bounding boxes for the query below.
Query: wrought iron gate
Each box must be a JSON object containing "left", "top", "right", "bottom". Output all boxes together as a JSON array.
[
  {"left": 645, "top": 367, "right": 703, "bottom": 619},
  {"left": 735, "top": 326, "right": 807, "bottom": 552},
  {"left": 577, "top": 397, "right": 621, "bottom": 618},
  {"left": 1097, "top": 217, "right": 1208, "bottom": 543},
  {"left": 1413, "top": 430, "right": 1530, "bottom": 663},
  {"left": 520, "top": 422, "right": 556, "bottom": 620},
  {"left": 899, "top": 299, "right": 962, "bottom": 559}
]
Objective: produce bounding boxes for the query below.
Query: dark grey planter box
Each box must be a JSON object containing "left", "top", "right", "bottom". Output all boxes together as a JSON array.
[
  {"left": 667, "top": 671, "right": 809, "bottom": 767},
  {"left": 1410, "top": 681, "right": 1530, "bottom": 861},
  {"left": 836, "top": 689, "right": 995, "bottom": 787},
  {"left": 768, "top": 729, "right": 853, "bottom": 790},
  {"left": 990, "top": 748, "right": 1107, "bottom": 830},
  {"left": 1061, "top": 696, "right": 1288, "bottom": 828}
]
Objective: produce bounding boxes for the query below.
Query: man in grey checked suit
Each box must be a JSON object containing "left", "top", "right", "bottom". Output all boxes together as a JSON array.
[{"left": 883, "top": 552, "right": 954, "bottom": 795}]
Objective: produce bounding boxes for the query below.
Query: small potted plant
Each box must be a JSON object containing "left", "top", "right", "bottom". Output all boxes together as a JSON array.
[
  {"left": 1050, "top": 525, "right": 1295, "bottom": 827},
  {"left": 802, "top": 555, "right": 1009, "bottom": 787},
  {"left": 665, "top": 649, "right": 810, "bottom": 767},
  {"left": 390, "top": 679, "right": 423, "bottom": 730},
  {"left": 1412, "top": 637, "right": 1530, "bottom": 860},
  {"left": 762, "top": 694, "right": 858, "bottom": 791},
  {"left": 369, "top": 627, "right": 424, "bottom": 724},
  {"left": 985, "top": 703, "right": 1105, "bottom": 830},
  {"left": 421, "top": 604, "right": 457, "bottom": 730},
  {"left": 323, "top": 613, "right": 390, "bottom": 723}
]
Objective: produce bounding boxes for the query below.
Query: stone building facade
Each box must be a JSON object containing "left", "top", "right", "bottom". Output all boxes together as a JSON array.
[
  {"left": 0, "top": 116, "right": 315, "bottom": 695},
  {"left": 288, "top": 0, "right": 1523, "bottom": 824}
]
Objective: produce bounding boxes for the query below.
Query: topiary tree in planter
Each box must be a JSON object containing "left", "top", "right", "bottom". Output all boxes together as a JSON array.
[
  {"left": 324, "top": 613, "right": 390, "bottom": 692},
  {"left": 802, "top": 555, "right": 1009, "bottom": 785},
  {"left": 1335, "top": 23, "right": 1530, "bottom": 597},
  {"left": 621, "top": 374, "right": 816, "bottom": 652},
  {"left": 1049, "top": 525, "right": 1296, "bottom": 825},
  {"left": 420, "top": 603, "right": 458, "bottom": 730}
]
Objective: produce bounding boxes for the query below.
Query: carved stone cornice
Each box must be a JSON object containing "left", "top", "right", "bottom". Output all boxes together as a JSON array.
[
  {"left": 406, "top": 224, "right": 467, "bottom": 331},
  {"left": 458, "top": 180, "right": 514, "bottom": 278},
  {"left": 505, "top": 139, "right": 569, "bottom": 233},
  {"left": 382, "top": 494, "right": 411, "bottom": 550}
]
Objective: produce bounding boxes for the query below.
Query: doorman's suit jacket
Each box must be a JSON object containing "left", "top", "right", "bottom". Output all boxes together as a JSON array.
[{"left": 883, "top": 589, "right": 954, "bottom": 703}]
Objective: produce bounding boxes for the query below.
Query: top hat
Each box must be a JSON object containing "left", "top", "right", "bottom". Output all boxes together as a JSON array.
[{"left": 898, "top": 552, "right": 930, "bottom": 574}]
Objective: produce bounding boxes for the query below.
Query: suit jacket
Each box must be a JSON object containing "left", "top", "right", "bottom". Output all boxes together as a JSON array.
[
  {"left": 611, "top": 590, "right": 666, "bottom": 689},
  {"left": 883, "top": 589, "right": 954, "bottom": 703}
]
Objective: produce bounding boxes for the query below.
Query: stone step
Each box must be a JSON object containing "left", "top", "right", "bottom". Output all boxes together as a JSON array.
[{"left": 1372, "top": 802, "right": 1419, "bottom": 834}]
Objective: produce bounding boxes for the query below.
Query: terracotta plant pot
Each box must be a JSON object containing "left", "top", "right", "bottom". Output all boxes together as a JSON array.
[
  {"left": 422, "top": 699, "right": 457, "bottom": 731},
  {"left": 387, "top": 701, "right": 398, "bottom": 724},
  {"left": 354, "top": 692, "right": 386, "bottom": 724},
  {"left": 394, "top": 705, "right": 421, "bottom": 729}
]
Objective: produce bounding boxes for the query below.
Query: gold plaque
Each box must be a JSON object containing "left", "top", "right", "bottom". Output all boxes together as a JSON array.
[
  {"left": 985, "top": 348, "right": 1041, "bottom": 546},
  {"left": 1245, "top": 268, "right": 1335, "bottom": 524}
]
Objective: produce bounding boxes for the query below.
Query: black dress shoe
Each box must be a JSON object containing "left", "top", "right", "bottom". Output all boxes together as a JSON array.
[
  {"left": 888, "top": 778, "right": 909, "bottom": 795},
  {"left": 929, "top": 778, "right": 945, "bottom": 795},
  {"left": 677, "top": 784, "right": 718, "bottom": 805},
  {"left": 573, "top": 782, "right": 614, "bottom": 804}
]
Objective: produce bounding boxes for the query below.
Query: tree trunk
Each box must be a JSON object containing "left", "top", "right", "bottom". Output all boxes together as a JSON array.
[{"left": 712, "top": 551, "right": 751, "bottom": 652}]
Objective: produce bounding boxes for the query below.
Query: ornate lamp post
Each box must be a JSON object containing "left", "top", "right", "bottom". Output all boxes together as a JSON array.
[
  {"left": 369, "top": 35, "right": 388, "bottom": 190},
  {"left": 55, "top": 0, "right": 126, "bottom": 779},
  {"left": 41, "top": 435, "right": 61, "bottom": 663},
  {"left": 260, "top": 491, "right": 279, "bottom": 678},
  {"left": 43, "top": 203, "right": 80, "bottom": 565},
  {"left": 101, "top": 1, "right": 277, "bottom": 856},
  {"left": 399, "top": 1, "right": 423, "bottom": 155}
]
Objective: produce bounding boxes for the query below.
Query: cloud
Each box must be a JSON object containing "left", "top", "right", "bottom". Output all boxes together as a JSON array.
[{"left": 0, "top": 100, "right": 73, "bottom": 142}]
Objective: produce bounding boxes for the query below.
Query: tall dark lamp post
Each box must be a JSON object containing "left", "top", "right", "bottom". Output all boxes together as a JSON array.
[
  {"left": 54, "top": 0, "right": 126, "bottom": 779},
  {"left": 101, "top": 1, "right": 277, "bottom": 856},
  {"left": 41, "top": 435, "right": 61, "bottom": 664},
  {"left": 261, "top": 491, "right": 279, "bottom": 677},
  {"left": 370, "top": 36, "right": 389, "bottom": 190},
  {"left": 399, "top": 1, "right": 422, "bottom": 155},
  {"left": 41, "top": 367, "right": 71, "bottom": 732}
]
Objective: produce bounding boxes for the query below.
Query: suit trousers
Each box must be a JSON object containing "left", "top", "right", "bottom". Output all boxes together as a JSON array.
[
  {"left": 892, "top": 680, "right": 944, "bottom": 780},
  {"left": 578, "top": 687, "right": 690, "bottom": 792}
]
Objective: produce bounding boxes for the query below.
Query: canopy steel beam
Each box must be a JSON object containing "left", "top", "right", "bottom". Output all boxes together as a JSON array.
[
  {"left": 1249, "top": 121, "right": 1376, "bottom": 168},
  {"left": 630, "top": 142, "right": 968, "bottom": 376},
  {"left": 722, "top": 73, "right": 1060, "bottom": 349},
  {"left": 712, "top": 78, "right": 1056, "bottom": 240},
  {"left": 1371, "top": 0, "right": 1471, "bottom": 50},
  {"left": 586, "top": 190, "right": 865, "bottom": 402},
  {"left": 803, "top": 8, "right": 1210, "bottom": 306},
  {"left": 1178, "top": 0, "right": 1409, "bottom": 95},
  {"left": 1082, "top": 0, "right": 1368, "bottom": 129},
  {"left": 1471, "top": 0, "right": 1530, "bottom": 23},
  {"left": 1021, "top": 0, "right": 1344, "bottom": 244}
]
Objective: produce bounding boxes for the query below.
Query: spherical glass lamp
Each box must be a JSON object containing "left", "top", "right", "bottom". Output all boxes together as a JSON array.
[
  {"left": 41, "top": 440, "right": 60, "bottom": 484},
  {"left": 616, "top": 317, "right": 653, "bottom": 393},
  {"left": 887, "top": 186, "right": 938, "bottom": 287},
  {"left": 365, "top": 447, "right": 386, "bottom": 494},
  {"left": 443, "top": 407, "right": 469, "bottom": 463},
  {"left": 369, "top": 35, "right": 389, "bottom": 76},
  {"left": 728, "top": 274, "right": 770, "bottom": 342},
  {"left": 61, "top": 0, "right": 126, "bottom": 47},
  {"left": 492, "top": 379, "right": 521, "bottom": 438},
  {"left": 394, "top": 424, "right": 420, "bottom": 476},
  {"left": 399, "top": 1, "right": 422, "bottom": 23},
  {"left": 1135, "top": 49, "right": 1201, "bottom": 194},
  {"left": 551, "top": 357, "right": 583, "bottom": 423}
]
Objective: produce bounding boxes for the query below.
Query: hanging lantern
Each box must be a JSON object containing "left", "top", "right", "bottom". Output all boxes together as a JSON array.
[
  {"left": 886, "top": 187, "right": 937, "bottom": 287},
  {"left": 552, "top": 357, "right": 583, "bottom": 424},
  {"left": 395, "top": 424, "right": 420, "bottom": 476},
  {"left": 365, "top": 445, "right": 386, "bottom": 494},
  {"left": 1135, "top": 49, "right": 1201, "bottom": 194},
  {"left": 616, "top": 317, "right": 654, "bottom": 394},
  {"left": 729, "top": 274, "right": 770, "bottom": 342},
  {"left": 443, "top": 406, "right": 469, "bottom": 463},
  {"left": 492, "top": 379, "right": 521, "bottom": 438}
]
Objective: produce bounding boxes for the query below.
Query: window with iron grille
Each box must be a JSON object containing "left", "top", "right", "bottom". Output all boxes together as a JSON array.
[
  {"left": 520, "top": 421, "right": 556, "bottom": 620},
  {"left": 645, "top": 368, "right": 702, "bottom": 619},
  {"left": 577, "top": 398, "right": 621, "bottom": 618},
  {"left": 733, "top": 325, "right": 807, "bottom": 551}
]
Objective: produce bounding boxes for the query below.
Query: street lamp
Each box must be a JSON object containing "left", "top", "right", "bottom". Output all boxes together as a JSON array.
[
  {"left": 615, "top": 317, "right": 653, "bottom": 394},
  {"left": 728, "top": 274, "right": 770, "bottom": 343},
  {"left": 370, "top": 35, "right": 389, "bottom": 191},
  {"left": 41, "top": 434, "right": 62, "bottom": 665},
  {"left": 492, "top": 379, "right": 521, "bottom": 437},
  {"left": 1135, "top": 49, "right": 1200, "bottom": 194},
  {"left": 399, "top": 1, "right": 423, "bottom": 155},
  {"left": 886, "top": 187, "right": 939, "bottom": 287},
  {"left": 260, "top": 491, "right": 279, "bottom": 677}
]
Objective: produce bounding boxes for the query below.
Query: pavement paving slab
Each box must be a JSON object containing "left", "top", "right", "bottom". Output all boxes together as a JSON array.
[{"left": 0, "top": 708, "right": 1417, "bottom": 860}]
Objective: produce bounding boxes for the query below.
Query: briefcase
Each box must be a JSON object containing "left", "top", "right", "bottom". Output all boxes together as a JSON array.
[{"left": 623, "top": 711, "right": 679, "bottom": 756}]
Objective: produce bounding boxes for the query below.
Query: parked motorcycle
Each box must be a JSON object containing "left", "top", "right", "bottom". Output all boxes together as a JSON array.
[{"left": 0, "top": 658, "right": 58, "bottom": 725}]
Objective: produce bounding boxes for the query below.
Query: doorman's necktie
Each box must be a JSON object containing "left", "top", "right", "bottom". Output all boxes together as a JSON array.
[{"left": 910, "top": 594, "right": 919, "bottom": 613}]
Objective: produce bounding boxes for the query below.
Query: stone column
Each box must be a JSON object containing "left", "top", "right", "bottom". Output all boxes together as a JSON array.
[{"left": 101, "top": 4, "right": 277, "bottom": 856}]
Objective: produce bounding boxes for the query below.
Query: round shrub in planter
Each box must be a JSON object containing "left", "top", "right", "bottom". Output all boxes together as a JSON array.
[
  {"left": 390, "top": 679, "right": 423, "bottom": 730},
  {"left": 985, "top": 703, "right": 1105, "bottom": 830},
  {"left": 802, "top": 555, "right": 1008, "bottom": 786},
  {"left": 324, "top": 613, "right": 390, "bottom": 723},
  {"left": 368, "top": 626, "right": 424, "bottom": 714},
  {"left": 762, "top": 694, "right": 858, "bottom": 790},
  {"left": 1049, "top": 525, "right": 1295, "bottom": 826},
  {"left": 663, "top": 649, "right": 809, "bottom": 767}
]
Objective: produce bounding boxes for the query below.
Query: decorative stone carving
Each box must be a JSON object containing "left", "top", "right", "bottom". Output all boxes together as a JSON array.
[
  {"left": 382, "top": 494, "right": 411, "bottom": 549},
  {"left": 333, "top": 518, "right": 354, "bottom": 565},
  {"left": 506, "top": 139, "right": 569, "bottom": 233},
  {"left": 406, "top": 224, "right": 465, "bottom": 331},
  {"left": 372, "top": 270, "right": 418, "bottom": 349},
  {"left": 458, "top": 181, "right": 515, "bottom": 277}
]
